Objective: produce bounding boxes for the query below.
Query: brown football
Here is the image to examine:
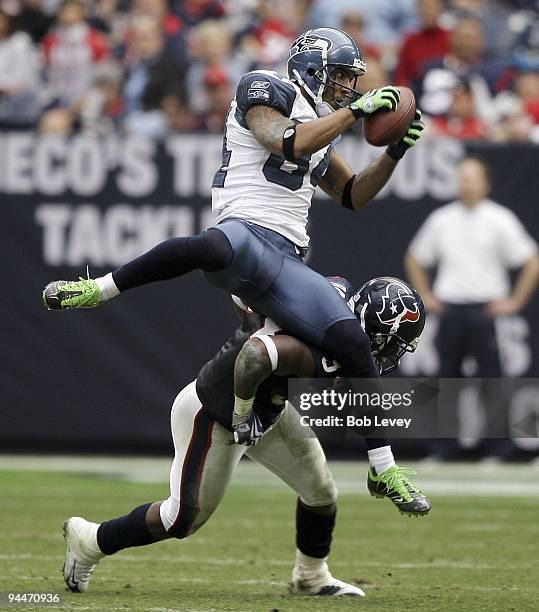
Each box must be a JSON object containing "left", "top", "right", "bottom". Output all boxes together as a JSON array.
[{"left": 363, "top": 87, "right": 416, "bottom": 146}]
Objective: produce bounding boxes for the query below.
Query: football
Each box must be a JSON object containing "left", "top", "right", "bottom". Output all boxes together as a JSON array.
[{"left": 363, "top": 86, "right": 416, "bottom": 146}]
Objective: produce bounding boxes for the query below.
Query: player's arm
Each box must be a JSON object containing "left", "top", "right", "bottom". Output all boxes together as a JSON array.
[
  {"left": 319, "top": 149, "right": 397, "bottom": 210},
  {"left": 245, "top": 104, "right": 356, "bottom": 158},
  {"left": 319, "top": 109, "right": 425, "bottom": 210},
  {"left": 235, "top": 335, "right": 314, "bottom": 400},
  {"left": 240, "top": 73, "right": 401, "bottom": 160},
  {"left": 232, "top": 335, "right": 314, "bottom": 444}
]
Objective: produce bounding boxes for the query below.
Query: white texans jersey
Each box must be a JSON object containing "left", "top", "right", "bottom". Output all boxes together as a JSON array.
[{"left": 211, "top": 70, "right": 333, "bottom": 247}]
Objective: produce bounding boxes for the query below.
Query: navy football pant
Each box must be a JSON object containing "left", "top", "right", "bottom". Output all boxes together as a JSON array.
[
  {"left": 204, "top": 220, "right": 359, "bottom": 346},
  {"left": 113, "top": 220, "right": 384, "bottom": 444},
  {"left": 114, "top": 219, "right": 378, "bottom": 373}
]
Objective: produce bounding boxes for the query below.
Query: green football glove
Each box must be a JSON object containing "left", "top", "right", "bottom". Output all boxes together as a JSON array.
[
  {"left": 348, "top": 86, "right": 400, "bottom": 118},
  {"left": 386, "top": 109, "right": 425, "bottom": 160}
]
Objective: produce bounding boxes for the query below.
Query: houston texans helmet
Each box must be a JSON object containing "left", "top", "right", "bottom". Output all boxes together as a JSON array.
[
  {"left": 354, "top": 277, "right": 426, "bottom": 375},
  {"left": 287, "top": 27, "right": 367, "bottom": 115}
]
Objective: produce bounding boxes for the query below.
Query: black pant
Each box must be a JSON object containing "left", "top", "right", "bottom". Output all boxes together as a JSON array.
[
  {"left": 433, "top": 304, "right": 506, "bottom": 455},
  {"left": 437, "top": 303, "right": 501, "bottom": 378}
]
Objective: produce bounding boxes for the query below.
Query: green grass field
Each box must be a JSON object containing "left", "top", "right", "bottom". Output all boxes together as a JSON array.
[{"left": 1, "top": 457, "right": 538, "bottom": 612}]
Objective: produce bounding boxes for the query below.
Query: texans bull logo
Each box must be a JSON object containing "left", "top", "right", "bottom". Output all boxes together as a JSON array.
[{"left": 375, "top": 280, "right": 420, "bottom": 326}]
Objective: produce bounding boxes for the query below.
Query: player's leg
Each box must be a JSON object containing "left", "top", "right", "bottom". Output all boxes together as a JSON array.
[
  {"left": 62, "top": 382, "right": 245, "bottom": 592},
  {"left": 159, "top": 383, "right": 246, "bottom": 538},
  {"left": 43, "top": 228, "right": 233, "bottom": 309},
  {"left": 43, "top": 217, "right": 374, "bottom": 391},
  {"left": 247, "top": 405, "right": 364, "bottom": 597}
]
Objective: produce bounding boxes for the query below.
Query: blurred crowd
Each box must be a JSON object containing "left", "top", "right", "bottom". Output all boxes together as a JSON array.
[{"left": 0, "top": 0, "right": 538, "bottom": 141}]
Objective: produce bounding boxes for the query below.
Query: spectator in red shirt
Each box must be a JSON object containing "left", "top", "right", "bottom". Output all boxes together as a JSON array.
[
  {"left": 394, "top": 0, "right": 451, "bottom": 91},
  {"left": 429, "top": 80, "right": 488, "bottom": 140},
  {"left": 43, "top": 0, "right": 109, "bottom": 107}
]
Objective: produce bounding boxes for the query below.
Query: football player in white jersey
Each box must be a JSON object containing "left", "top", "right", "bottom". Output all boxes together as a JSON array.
[
  {"left": 61, "top": 277, "right": 430, "bottom": 598},
  {"left": 43, "top": 28, "right": 425, "bottom": 477}
]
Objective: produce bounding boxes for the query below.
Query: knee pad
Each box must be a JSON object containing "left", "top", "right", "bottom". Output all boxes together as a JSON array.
[{"left": 300, "top": 470, "right": 338, "bottom": 508}]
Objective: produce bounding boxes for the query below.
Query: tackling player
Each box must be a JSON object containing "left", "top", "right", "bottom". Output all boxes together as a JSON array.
[
  {"left": 62, "top": 277, "right": 430, "bottom": 597},
  {"left": 43, "top": 27, "right": 424, "bottom": 482}
]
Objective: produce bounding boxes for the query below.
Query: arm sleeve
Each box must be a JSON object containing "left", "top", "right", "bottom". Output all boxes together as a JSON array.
[
  {"left": 235, "top": 72, "right": 296, "bottom": 118},
  {"left": 499, "top": 210, "right": 538, "bottom": 268},
  {"left": 408, "top": 213, "right": 440, "bottom": 267}
]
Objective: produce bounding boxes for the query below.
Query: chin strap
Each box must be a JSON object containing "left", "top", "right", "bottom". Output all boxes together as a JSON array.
[
  {"left": 291, "top": 37, "right": 334, "bottom": 118},
  {"left": 292, "top": 67, "right": 334, "bottom": 117},
  {"left": 315, "top": 101, "right": 334, "bottom": 117}
]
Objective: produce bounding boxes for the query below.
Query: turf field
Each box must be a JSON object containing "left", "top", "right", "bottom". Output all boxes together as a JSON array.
[{"left": 1, "top": 456, "right": 538, "bottom": 612}]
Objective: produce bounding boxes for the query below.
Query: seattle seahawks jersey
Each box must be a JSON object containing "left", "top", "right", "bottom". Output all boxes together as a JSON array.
[
  {"left": 211, "top": 70, "right": 333, "bottom": 248},
  {"left": 196, "top": 277, "right": 355, "bottom": 431}
]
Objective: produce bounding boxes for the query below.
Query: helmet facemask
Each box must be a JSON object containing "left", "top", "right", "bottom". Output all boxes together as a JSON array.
[
  {"left": 317, "top": 64, "right": 362, "bottom": 108},
  {"left": 298, "top": 63, "right": 364, "bottom": 115},
  {"left": 371, "top": 333, "right": 419, "bottom": 375}
]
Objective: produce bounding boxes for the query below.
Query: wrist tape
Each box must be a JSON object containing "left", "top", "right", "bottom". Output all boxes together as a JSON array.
[{"left": 234, "top": 395, "right": 255, "bottom": 416}]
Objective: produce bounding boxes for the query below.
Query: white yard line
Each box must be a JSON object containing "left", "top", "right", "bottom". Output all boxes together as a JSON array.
[{"left": 1, "top": 455, "right": 538, "bottom": 495}]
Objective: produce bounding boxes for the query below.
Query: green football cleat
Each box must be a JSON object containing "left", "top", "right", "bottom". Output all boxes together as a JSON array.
[
  {"left": 42, "top": 277, "right": 101, "bottom": 310},
  {"left": 367, "top": 465, "right": 431, "bottom": 517}
]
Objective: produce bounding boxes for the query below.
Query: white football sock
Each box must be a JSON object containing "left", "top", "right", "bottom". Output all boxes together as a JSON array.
[
  {"left": 294, "top": 549, "right": 328, "bottom": 577},
  {"left": 85, "top": 522, "right": 105, "bottom": 558},
  {"left": 368, "top": 445, "right": 395, "bottom": 475},
  {"left": 75, "top": 520, "right": 105, "bottom": 561},
  {"left": 95, "top": 273, "right": 120, "bottom": 302}
]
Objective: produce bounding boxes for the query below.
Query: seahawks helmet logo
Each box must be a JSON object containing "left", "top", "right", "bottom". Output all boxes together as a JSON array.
[
  {"left": 290, "top": 34, "right": 332, "bottom": 56},
  {"left": 375, "top": 280, "right": 420, "bottom": 326}
]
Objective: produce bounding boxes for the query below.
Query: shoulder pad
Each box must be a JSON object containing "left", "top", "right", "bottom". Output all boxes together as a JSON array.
[{"left": 235, "top": 71, "right": 297, "bottom": 119}]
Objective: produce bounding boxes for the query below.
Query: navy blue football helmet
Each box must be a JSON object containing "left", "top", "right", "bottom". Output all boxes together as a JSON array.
[
  {"left": 353, "top": 277, "right": 426, "bottom": 375},
  {"left": 287, "top": 27, "right": 367, "bottom": 114}
]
